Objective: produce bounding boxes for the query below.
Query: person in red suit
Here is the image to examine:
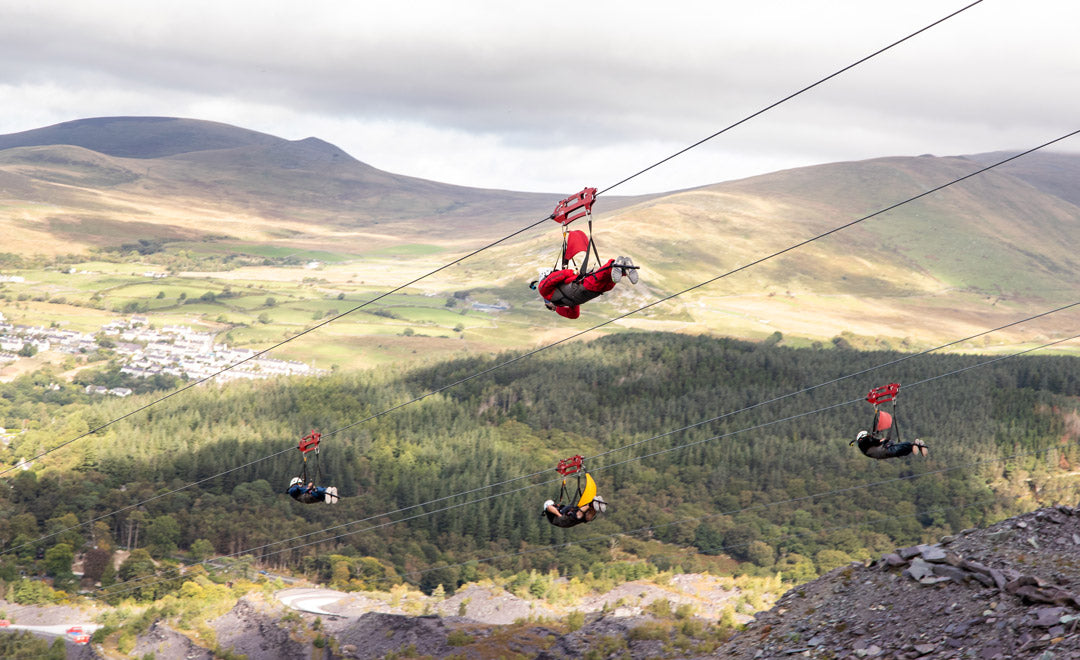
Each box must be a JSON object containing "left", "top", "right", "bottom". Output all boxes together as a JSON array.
[{"left": 532, "top": 256, "right": 638, "bottom": 319}]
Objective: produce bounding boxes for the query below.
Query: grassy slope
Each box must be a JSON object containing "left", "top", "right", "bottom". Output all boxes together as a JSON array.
[
  {"left": 461, "top": 155, "right": 1080, "bottom": 349},
  {"left": 1, "top": 119, "right": 1078, "bottom": 364}
]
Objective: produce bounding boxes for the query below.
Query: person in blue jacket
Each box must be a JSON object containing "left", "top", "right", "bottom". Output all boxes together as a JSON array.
[{"left": 288, "top": 477, "right": 339, "bottom": 504}]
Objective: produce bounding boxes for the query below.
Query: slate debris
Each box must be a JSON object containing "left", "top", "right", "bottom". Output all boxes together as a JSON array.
[
  {"left": 719, "top": 504, "right": 1080, "bottom": 659},
  {"left": 331, "top": 612, "right": 456, "bottom": 659},
  {"left": 207, "top": 598, "right": 312, "bottom": 660},
  {"left": 125, "top": 505, "right": 1080, "bottom": 659},
  {"left": 131, "top": 621, "right": 214, "bottom": 660},
  {"left": 537, "top": 615, "right": 662, "bottom": 660}
]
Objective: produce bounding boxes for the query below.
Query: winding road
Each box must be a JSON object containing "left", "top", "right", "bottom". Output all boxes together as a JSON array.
[{"left": 276, "top": 587, "right": 349, "bottom": 615}]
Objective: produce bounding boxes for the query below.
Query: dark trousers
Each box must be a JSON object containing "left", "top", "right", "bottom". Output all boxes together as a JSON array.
[{"left": 860, "top": 441, "right": 915, "bottom": 460}]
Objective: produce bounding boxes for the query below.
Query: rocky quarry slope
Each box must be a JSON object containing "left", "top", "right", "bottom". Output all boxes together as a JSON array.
[
  {"left": 721, "top": 503, "right": 1080, "bottom": 660},
  {"left": 86, "top": 502, "right": 1080, "bottom": 659}
]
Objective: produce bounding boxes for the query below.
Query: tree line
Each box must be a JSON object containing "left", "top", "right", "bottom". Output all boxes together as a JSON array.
[{"left": 0, "top": 332, "right": 1076, "bottom": 600}]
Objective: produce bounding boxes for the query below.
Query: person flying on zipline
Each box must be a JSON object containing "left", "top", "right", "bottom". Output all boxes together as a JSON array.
[
  {"left": 851, "top": 383, "right": 928, "bottom": 459},
  {"left": 287, "top": 431, "right": 340, "bottom": 504},
  {"left": 288, "top": 478, "right": 339, "bottom": 504},
  {"left": 542, "top": 455, "right": 608, "bottom": 527},
  {"left": 530, "top": 187, "right": 639, "bottom": 320},
  {"left": 533, "top": 257, "right": 637, "bottom": 320}
]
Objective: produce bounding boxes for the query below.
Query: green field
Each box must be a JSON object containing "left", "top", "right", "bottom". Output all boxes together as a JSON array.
[
  {"left": 5, "top": 150, "right": 1080, "bottom": 372},
  {"left": 4, "top": 254, "right": 1078, "bottom": 372},
  {"left": 0, "top": 300, "right": 118, "bottom": 333},
  {"left": 363, "top": 243, "right": 446, "bottom": 257},
  {"left": 0, "top": 261, "right": 537, "bottom": 370},
  {"left": 168, "top": 241, "right": 359, "bottom": 263}
]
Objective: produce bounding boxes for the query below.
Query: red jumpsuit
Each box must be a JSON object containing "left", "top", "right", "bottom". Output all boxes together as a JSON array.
[{"left": 538, "top": 259, "right": 618, "bottom": 319}]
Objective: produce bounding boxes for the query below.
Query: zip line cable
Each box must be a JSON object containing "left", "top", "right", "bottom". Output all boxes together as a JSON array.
[
  {"left": 233, "top": 332, "right": 1080, "bottom": 558},
  {"left": 95, "top": 333, "right": 1077, "bottom": 598},
  {"left": 16, "top": 299, "right": 1075, "bottom": 560},
  {"left": 321, "top": 130, "right": 1080, "bottom": 442},
  {"left": 585, "top": 300, "right": 1080, "bottom": 464},
  {"left": 104, "top": 350, "right": 1075, "bottom": 601},
  {"left": 358, "top": 491, "right": 1010, "bottom": 591},
  {"left": 9, "top": 0, "right": 1064, "bottom": 602},
  {"left": 377, "top": 446, "right": 1057, "bottom": 591},
  {"left": 253, "top": 326, "right": 1080, "bottom": 565},
  {"left": 228, "top": 303, "right": 1080, "bottom": 555},
  {"left": 12, "top": 132, "right": 1079, "bottom": 556},
  {"left": 0, "top": 217, "right": 550, "bottom": 479},
  {"left": 97, "top": 331, "right": 1080, "bottom": 597},
  {"left": 598, "top": 0, "right": 986, "bottom": 195},
  {"left": 0, "top": 0, "right": 985, "bottom": 478},
  {"left": 595, "top": 333, "right": 1079, "bottom": 474},
  {"left": 101, "top": 490, "right": 1000, "bottom": 599},
  {"left": 102, "top": 439, "right": 1057, "bottom": 600}
]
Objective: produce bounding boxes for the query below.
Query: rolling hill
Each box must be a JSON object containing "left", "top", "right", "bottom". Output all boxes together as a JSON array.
[
  {"left": 469, "top": 153, "right": 1080, "bottom": 349},
  {"left": 1, "top": 117, "right": 1078, "bottom": 355},
  {"left": 0, "top": 117, "right": 652, "bottom": 253}
]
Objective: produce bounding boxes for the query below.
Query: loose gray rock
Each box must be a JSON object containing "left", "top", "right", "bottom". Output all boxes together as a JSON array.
[
  {"left": 904, "top": 557, "right": 936, "bottom": 581},
  {"left": 918, "top": 545, "right": 948, "bottom": 562},
  {"left": 1033, "top": 607, "right": 1066, "bottom": 627},
  {"left": 717, "top": 505, "right": 1080, "bottom": 660}
]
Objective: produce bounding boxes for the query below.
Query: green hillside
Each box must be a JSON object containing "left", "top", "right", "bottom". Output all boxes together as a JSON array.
[
  {"left": 1, "top": 117, "right": 1078, "bottom": 365},
  {"left": 459, "top": 154, "right": 1080, "bottom": 351},
  {"left": 1, "top": 333, "right": 1077, "bottom": 601},
  {"left": 966, "top": 150, "right": 1080, "bottom": 208},
  {"left": 1, "top": 119, "right": 1078, "bottom": 657}
]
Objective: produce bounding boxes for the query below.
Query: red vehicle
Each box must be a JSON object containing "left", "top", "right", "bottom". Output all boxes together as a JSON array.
[
  {"left": 0, "top": 619, "right": 9, "bottom": 627},
  {"left": 70, "top": 633, "right": 91, "bottom": 644},
  {"left": 66, "top": 626, "right": 83, "bottom": 634}
]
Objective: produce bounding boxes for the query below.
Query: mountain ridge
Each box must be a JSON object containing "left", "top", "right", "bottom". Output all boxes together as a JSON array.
[
  {"left": 1, "top": 116, "right": 1078, "bottom": 352},
  {"left": 0, "top": 116, "right": 288, "bottom": 159},
  {"left": 0, "top": 117, "right": 656, "bottom": 244}
]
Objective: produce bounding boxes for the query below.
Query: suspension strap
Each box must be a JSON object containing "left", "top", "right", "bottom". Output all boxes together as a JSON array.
[
  {"left": 297, "top": 431, "right": 322, "bottom": 484},
  {"left": 549, "top": 188, "right": 599, "bottom": 279},
  {"left": 891, "top": 397, "right": 901, "bottom": 443},
  {"left": 299, "top": 453, "right": 310, "bottom": 484},
  {"left": 557, "top": 225, "right": 571, "bottom": 271},
  {"left": 556, "top": 473, "right": 586, "bottom": 507},
  {"left": 575, "top": 217, "right": 602, "bottom": 281},
  {"left": 555, "top": 455, "right": 585, "bottom": 506},
  {"left": 867, "top": 385, "right": 901, "bottom": 443}
]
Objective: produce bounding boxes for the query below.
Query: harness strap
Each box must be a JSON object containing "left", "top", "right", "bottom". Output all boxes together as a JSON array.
[
  {"left": 298, "top": 454, "right": 309, "bottom": 484},
  {"left": 557, "top": 226, "right": 570, "bottom": 271},
  {"left": 575, "top": 217, "right": 603, "bottom": 282},
  {"left": 297, "top": 446, "right": 322, "bottom": 485},
  {"left": 871, "top": 398, "right": 901, "bottom": 444},
  {"left": 891, "top": 397, "right": 901, "bottom": 443},
  {"left": 555, "top": 455, "right": 586, "bottom": 506}
]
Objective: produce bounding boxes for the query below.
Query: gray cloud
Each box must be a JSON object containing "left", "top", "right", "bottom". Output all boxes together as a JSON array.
[{"left": 1, "top": 0, "right": 1078, "bottom": 194}]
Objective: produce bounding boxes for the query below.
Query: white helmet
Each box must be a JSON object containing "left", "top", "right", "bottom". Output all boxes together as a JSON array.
[
  {"left": 290, "top": 477, "right": 303, "bottom": 487},
  {"left": 542, "top": 499, "right": 554, "bottom": 512},
  {"left": 856, "top": 430, "right": 869, "bottom": 441}
]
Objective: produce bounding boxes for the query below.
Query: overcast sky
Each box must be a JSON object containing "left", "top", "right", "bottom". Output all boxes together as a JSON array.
[{"left": 1, "top": 0, "right": 1078, "bottom": 195}]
